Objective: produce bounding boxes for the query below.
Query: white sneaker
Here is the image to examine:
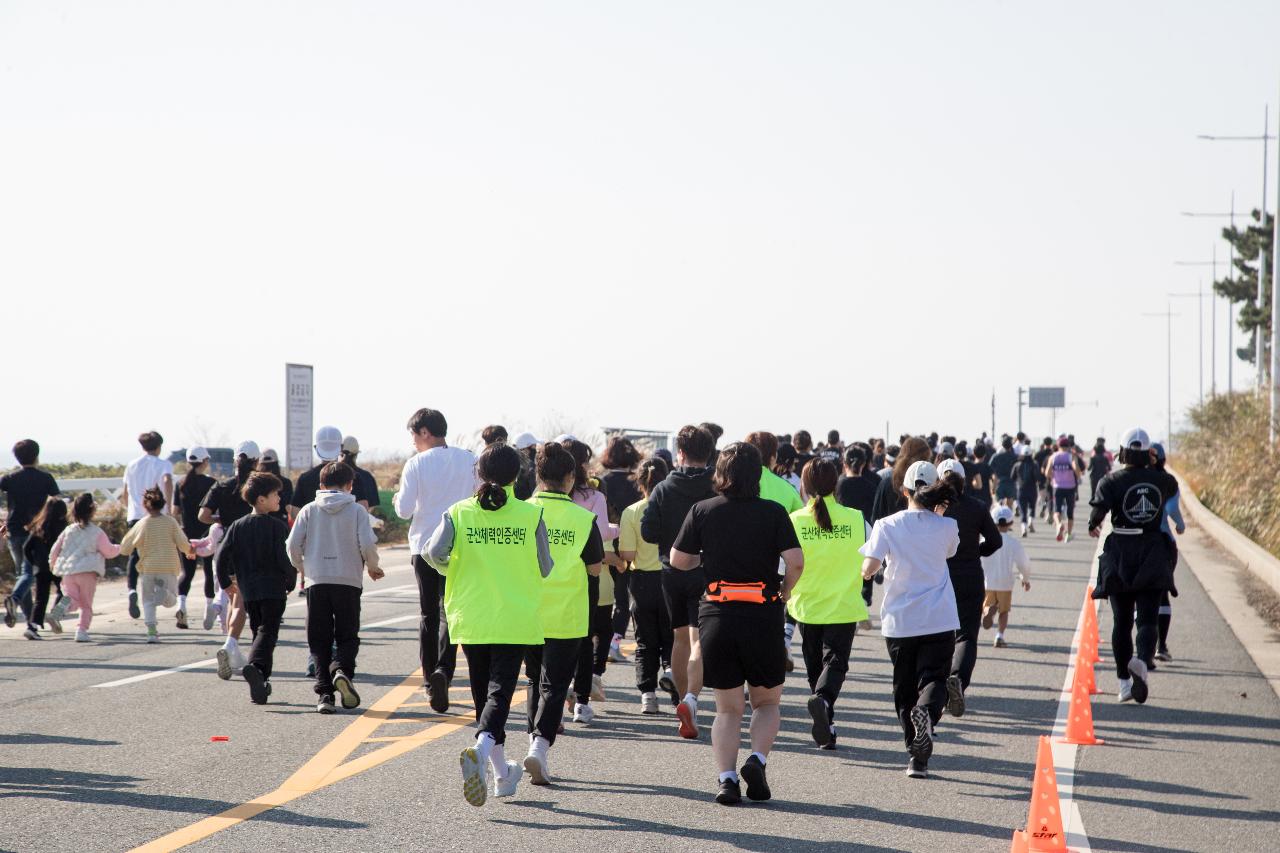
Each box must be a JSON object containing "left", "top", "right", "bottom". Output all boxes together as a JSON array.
[
  {"left": 1118, "top": 678, "right": 1134, "bottom": 702},
  {"left": 640, "top": 692, "right": 660, "bottom": 714},
  {"left": 216, "top": 648, "right": 233, "bottom": 680},
  {"left": 591, "top": 674, "right": 607, "bottom": 702},
  {"left": 459, "top": 747, "right": 487, "bottom": 807},
  {"left": 231, "top": 647, "right": 247, "bottom": 671},
  {"left": 524, "top": 746, "right": 551, "bottom": 785},
  {"left": 203, "top": 605, "right": 217, "bottom": 631},
  {"left": 1127, "top": 658, "right": 1149, "bottom": 704},
  {"left": 608, "top": 639, "right": 629, "bottom": 663},
  {"left": 493, "top": 759, "right": 521, "bottom": 798},
  {"left": 75, "top": 628, "right": 91, "bottom": 642},
  {"left": 573, "top": 703, "right": 595, "bottom": 724}
]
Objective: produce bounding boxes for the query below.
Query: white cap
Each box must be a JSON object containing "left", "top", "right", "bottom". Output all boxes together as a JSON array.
[
  {"left": 937, "top": 458, "right": 966, "bottom": 481},
  {"left": 341, "top": 435, "right": 360, "bottom": 454},
  {"left": 992, "top": 505, "right": 1014, "bottom": 524},
  {"left": 513, "top": 431, "right": 539, "bottom": 450},
  {"left": 904, "top": 460, "right": 938, "bottom": 491},
  {"left": 315, "top": 425, "right": 343, "bottom": 461},
  {"left": 938, "top": 441, "right": 955, "bottom": 458},
  {"left": 1121, "top": 427, "right": 1151, "bottom": 452},
  {"left": 553, "top": 433, "right": 578, "bottom": 444},
  {"left": 186, "top": 446, "right": 210, "bottom": 463},
  {"left": 261, "top": 447, "right": 279, "bottom": 464},
  {"left": 235, "top": 440, "right": 260, "bottom": 460},
  {"left": 1020, "top": 445, "right": 1032, "bottom": 456}
]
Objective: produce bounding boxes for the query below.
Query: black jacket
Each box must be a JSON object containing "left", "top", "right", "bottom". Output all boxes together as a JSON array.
[
  {"left": 640, "top": 466, "right": 716, "bottom": 564},
  {"left": 1011, "top": 456, "right": 1039, "bottom": 496},
  {"left": 870, "top": 474, "right": 906, "bottom": 526},
  {"left": 945, "top": 495, "right": 1003, "bottom": 571},
  {"left": 215, "top": 513, "right": 296, "bottom": 601},
  {"left": 1088, "top": 464, "right": 1178, "bottom": 598}
]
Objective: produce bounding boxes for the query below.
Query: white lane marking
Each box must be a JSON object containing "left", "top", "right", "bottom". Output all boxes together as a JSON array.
[
  {"left": 91, "top": 586, "right": 420, "bottom": 689},
  {"left": 1048, "top": 525, "right": 1105, "bottom": 850}
]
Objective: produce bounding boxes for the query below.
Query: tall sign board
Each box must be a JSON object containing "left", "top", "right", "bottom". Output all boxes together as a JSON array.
[
  {"left": 286, "top": 364, "right": 314, "bottom": 474},
  {"left": 1028, "top": 387, "right": 1065, "bottom": 408}
]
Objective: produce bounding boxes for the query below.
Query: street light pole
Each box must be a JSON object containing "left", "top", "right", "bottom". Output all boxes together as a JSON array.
[
  {"left": 1143, "top": 303, "right": 1178, "bottom": 450},
  {"left": 1169, "top": 290, "right": 1207, "bottom": 406},
  {"left": 1272, "top": 81, "right": 1280, "bottom": 447}
]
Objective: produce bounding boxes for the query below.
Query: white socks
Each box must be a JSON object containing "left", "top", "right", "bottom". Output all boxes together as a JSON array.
[
  {"left": 489, "top": 743, "right": 506, "bottom": 777},
  {"left": 223, "top": 636, "right": 238, "bottom": 652},
  {"left": 683, "top": 692, "right": 699, "bottom": 712},
  {"left": 475, "top": 732, "right": 495, "bottom": 769},
  {"left": 719, "top": 770, "right": 739, "bottom": 783},
  {"left": 751, "top": 751, "right": 767, "bottom": 766},
  {"left": 178, "top": 595, "right": 188, "bottom": 611},
  {"left": 529, "top": 735, "right": 550, "bottom": 756}
]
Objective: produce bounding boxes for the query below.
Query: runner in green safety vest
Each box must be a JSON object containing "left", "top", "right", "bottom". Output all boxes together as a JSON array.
[
  {"left": 787, "top": 457, "right": 869, "bottom": 751},
  {"left": 423, "top": 443, "right": 552, "bottom": 808},
  {"left": 521, "top": 442, "right": 604, "bottom": 787}
]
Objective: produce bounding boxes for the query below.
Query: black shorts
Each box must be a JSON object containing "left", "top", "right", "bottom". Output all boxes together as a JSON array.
[
  {"left": 661, "top": 567, "right": 705, "bottom": 630},
  {"left": 698, "top": 602, "right": 786, "bottom": 689},
  {"left": 995, "top": 481, "right": 1017, "bottom": 501},
  {"left": 1054, "top": 487, "right": 1077, "bottom": 519}
]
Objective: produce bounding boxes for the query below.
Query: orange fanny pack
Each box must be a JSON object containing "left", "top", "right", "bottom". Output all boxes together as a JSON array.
[{"left": 704, "top": 581, "right": 776, "bottom": 604}]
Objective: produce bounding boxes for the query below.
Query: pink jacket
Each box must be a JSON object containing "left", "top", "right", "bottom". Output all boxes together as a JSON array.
[{"left": 573, "top": 488, "right": 618, "bottom": 542}]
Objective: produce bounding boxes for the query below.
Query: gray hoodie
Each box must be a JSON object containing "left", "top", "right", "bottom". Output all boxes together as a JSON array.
[{"left": 286, "top": 490, "right": 380, "bottom": 589}]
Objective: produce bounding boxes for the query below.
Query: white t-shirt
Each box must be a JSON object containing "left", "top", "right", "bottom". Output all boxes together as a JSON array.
[
  {"left": 393, "top": 445, "right": 479, "bottom": 553},
  {"left": 123, "top": 454, "right": 174, "bottom": 522},
  {"left": 981, "top": 532, "right": 1030, "bottom": 591},
  {"left": 860, "top": 508, "right": 960, "bottom": 638}
]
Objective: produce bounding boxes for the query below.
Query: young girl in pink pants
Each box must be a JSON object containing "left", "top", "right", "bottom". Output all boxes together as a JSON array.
[{"left": 49, "top": 493, "right": 120, "bottom": 642}]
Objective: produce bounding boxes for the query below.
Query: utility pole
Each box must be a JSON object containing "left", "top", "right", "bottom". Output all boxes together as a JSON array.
[
  {"left": 1272, "top": 80, "right": 1280, "bottom": 447},
  {"left": 1143, "top": 303, "right": 1178, "bottom": 450},
  {"left": 1017, "top": 387, "right": 1026, "bottom": 433},
  {"left": 1169, "top": 289, "right": 1208, "bottom": 406}
]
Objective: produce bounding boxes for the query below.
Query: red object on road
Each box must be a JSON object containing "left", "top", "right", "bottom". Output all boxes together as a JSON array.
[{"left": 210, "top": 736, "right": 230, "bottom": 742}]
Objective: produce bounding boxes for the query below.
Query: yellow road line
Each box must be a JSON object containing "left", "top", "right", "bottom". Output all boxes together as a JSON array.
[{"left": 129, "top": 670, "right": 470, "bottom": 853}]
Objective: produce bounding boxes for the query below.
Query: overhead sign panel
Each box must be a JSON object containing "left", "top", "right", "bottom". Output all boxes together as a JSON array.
[{"left": 1028, "top": 386, "right": 1065, "bottom": 408}]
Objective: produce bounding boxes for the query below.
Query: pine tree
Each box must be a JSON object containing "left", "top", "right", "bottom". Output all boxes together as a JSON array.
[{"left": 1214, "top": 209, "right": 1274, "bottom": 378}]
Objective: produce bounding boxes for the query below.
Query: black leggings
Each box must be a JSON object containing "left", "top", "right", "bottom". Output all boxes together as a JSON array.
[
  {"left": 463, "top": 644, "right": 525, "bottom": 746},
  {"left": 1108, "top": 590, "right": 1161, "bottom": 678},
  {"left": 629, "top": 570, "right": 673, "bottom": 693},
  {"left": 950, "top": 566, "right": 985, "bottom": 690},
  {"left": 178, "top": 555, "right": 215, "bottom": 599},
  {"left": 525, "top": 637, "right": 580, "bottom": 745},
  {"left": 590, "top": 604, "right": 613, "bottom": 677},
  {"left": 611, "top": 567, "right": 631, "bottom": 638},
  {"left": 1017, "top": 492, "right": 1037, "bottom": 524},
  {"left": 799, "top": 621, "right": 856, "bottom": 713}
]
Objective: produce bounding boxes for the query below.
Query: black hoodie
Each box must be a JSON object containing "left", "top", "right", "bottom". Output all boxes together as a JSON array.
[{"left": 639, "top": 466, "right": 716, "bottom": 565}]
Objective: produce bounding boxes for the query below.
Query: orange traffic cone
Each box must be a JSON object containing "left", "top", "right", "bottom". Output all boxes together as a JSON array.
[
  {"left": 1073, "top": 652, "right": 1103, "bottom": 696},
  {"left": 1010, "top": 735, "right": 1069, "bottom": 852},
  {"left": 1058, "top": 676, "right": 1105, "bottom": 746},
  {"left": 1080, "top": 592, "right": 1101, "bottom": 663}
]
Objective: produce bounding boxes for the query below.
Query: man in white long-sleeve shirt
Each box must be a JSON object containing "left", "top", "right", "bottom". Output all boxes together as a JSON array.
[{"left": 393, "top": 408, "right": 477, "bottom": 713}]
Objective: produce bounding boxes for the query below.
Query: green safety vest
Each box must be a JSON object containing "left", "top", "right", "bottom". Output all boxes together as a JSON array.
[
  {"left": 443, "top": 495, "right": 545, "bottom": 645},
  {"left": 760, "top": 468, "right": 804, "bottom": 513},
  {"left": 527, "top": 491, "right": 596, "bottom": 639},
  {"left": 787, "top": 496, "right": 870, "bottom": 625}
]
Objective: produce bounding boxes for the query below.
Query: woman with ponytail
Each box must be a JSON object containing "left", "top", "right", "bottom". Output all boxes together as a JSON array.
[
  {"left": 520, "top": 442, "right": 605, "bottom": 783},
  {"left": 563, "top": 439, "right": 616, "bottom": 723},
  {"left": 786, "top": 458, "right": 870, "bottom": 750},
  {"left": 423, "top": 442, "right": 552, "bottom": 807},
  {"left": 618, "top": 455, "right": 675, "bottom": 713},
  {"left": 859, "top": 460, "right": 960, "bottom": 779}
]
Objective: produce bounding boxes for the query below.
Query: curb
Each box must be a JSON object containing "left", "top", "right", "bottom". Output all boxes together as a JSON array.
[{"left": 1170, "top": 467, "right": 1280, "bottom": 601}]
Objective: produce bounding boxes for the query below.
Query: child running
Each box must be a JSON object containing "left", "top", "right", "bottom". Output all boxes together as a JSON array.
[
  {"left": 215, "top": 473, "right": 296, "bottom": 704},
  {"left": 980, "top": 506, "right": 1031, "bottom": 648},
  {"left": 524, "top": 443, "right": 605, "bottom": 779},
  {"left": 618, "top": 456, "right": 674, "bottom": 715},
  {"left": 788, "top": 458, "right": 869, "bottom": 750},
  {"left": 286, "top": 462, "right": 384, "bottom": 714},
  {"left": 859, "top": 460, "right": 960, "bottom": 779},
  {"left": 119, "top": 488, "right": 194, "bottom": 643},
  {"left": 49, "top": 493, "right": 121, "bottom": 641},
  {"left": 423, "top": 443, "right": 553, "bottom": 807},
  {"left": 20, "top": 496, "right": 70, "bottom": 639}
]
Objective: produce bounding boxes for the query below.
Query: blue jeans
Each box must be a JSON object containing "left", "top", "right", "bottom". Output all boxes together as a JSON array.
[{"left": 6, "top": 529, "right": 34, "bottom": 618}]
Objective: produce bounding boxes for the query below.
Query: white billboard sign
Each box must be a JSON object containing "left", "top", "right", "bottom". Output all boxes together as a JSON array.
[{"left": 286, "top": 363, "right": 314, "bottom": 473}]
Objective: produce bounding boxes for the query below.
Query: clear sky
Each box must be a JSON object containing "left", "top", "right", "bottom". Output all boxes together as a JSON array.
[{"left": 3, "top": 1, "right": 1279, "bottom": 464}]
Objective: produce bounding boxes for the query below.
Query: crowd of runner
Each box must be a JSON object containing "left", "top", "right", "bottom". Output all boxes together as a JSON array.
[{"left": 0, "top": 413, "right": 1182, "bottom": 805}]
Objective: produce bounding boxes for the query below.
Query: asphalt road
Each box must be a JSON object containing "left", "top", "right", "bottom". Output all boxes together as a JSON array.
[{"left": 1, "top": 519, "right": 1277, "bottom": 853}]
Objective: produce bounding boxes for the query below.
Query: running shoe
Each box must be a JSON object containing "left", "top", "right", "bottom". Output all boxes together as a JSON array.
[
  {"left": 591, "top": 674, "right": 607, "bottom": 702},
  {"left": 333, "top": 670, "right": 361, "bottom": 710},
  {"left": 47, "top": 597, "right": 69, "bottom": 633},
  {"left": 945, "top": 675, "right": 966, "bottom": 718},
  {"left": 23, "top": 626, "right": 41, "bottom": 640},
  {"left": 1118, "top": 678, "right": 1133, "bottom": 702},
  {"left": 523, "top": 747, "right": 551, "bottom": 786},
  {"left": 906, "top": 757, "right": 929, "bottom": 778},
  {"left": 676, "top": 699, "right": 699, "bottom": 739},
  {"left": 202, "top": 604, "right": 217, "bottom": 631},
  {"left": 607, "top": 640, "right": 629, "bottom": 663},
  {"left": 739, "top": 755, "right": 771, "bottom": 802},
  {"left": 981, "top": 605, "right": 997, "bottom": 631},
  {"left": 146, "top": 627, "right": 159, "bottom": 644},
  {"left": 1028, "top": 521, "right": 1036, "bottom": 533},
  {"left": 994, "top": 636, "right": 1008, "bottom": 648},
  {"left": 305, "top": 656, "right": 316, "bottom": 678},
  {"left": 317, "top": 693, "right": 336, "bottom": 714},
  {"left": 820, "top": 735, "right": 838, "bottom": 751},
  {"left": 715, "top": 777, "right": 742, "bottom": 805},
  {"left": 175, "top": 609, "right": 188, "bottom": 630},
  {"left": 1155, "top": 647, "right": 1173, "bottom": 662},
  {"left": 75, "top": 629, "right": 90, "bottom": 642},
  {"left": 658, "top": 670, "right": 680, "bottom": 707},
  {"left": 1055, "top": 528, "right": 1064, "bottom": 542},
  {"left": 1065, "top": 532, "right": 1074, "bottom": 542},
  {"left": 573, "top": 703, "right": 595, "bottom": 725},
  {"left": 807, "top": 694, "right": 833, "bottom": 748},
  {"left": 640, "top": 693, "right": 660, "bottom": 715},
  {"left": 428, "top": 669, "right": 450, "bottom": 713},
  {"left": 216, "top": 648, "right": 233, "bottom": 680},
  {"left": 908, "top": 706, "right": 933, "bottom": 763},
  {"left": 3, "top": 595, "right": 15, "bottom": 628},
  {"left": 1127, "top": 658, "right": 1149, "bottom": 704},
  {"left": 231, "top": 646, "right": 247, "bottom": 671},
  {"left": 128, "top": 590, "right": 140, "bottom": 619},
  {"left": 494, "top": 759, "right": 521, "bottom": 799},
  {"left": 460, "top": 747, "right": 487, "bottom": 806},
  {"left": 243, "top": 663, "right": 269, "bottom": 704}
]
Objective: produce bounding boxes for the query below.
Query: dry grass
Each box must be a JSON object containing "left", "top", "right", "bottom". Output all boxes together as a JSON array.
[{"left": 1174, "top": 390, "right": 1280, "bottom": 561}]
